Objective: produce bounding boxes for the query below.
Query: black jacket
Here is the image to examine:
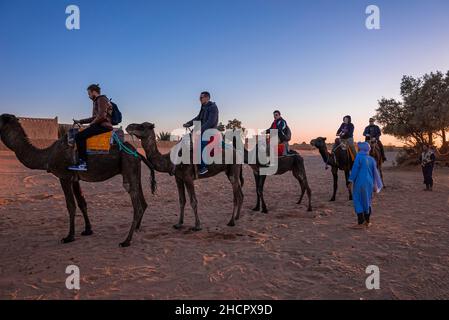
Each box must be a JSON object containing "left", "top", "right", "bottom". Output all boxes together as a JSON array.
[
  {"left": 363, "top": 125, "right": 382, "bottom": 140},
  {"left": 336, "top": 123, "right": 354, "bottom": 139},
  {"left": 266, "top": 118, "right": 290, "bottom": 143},
  {"left": 185, "top": 101, "right": 219, "bottom": 133}
]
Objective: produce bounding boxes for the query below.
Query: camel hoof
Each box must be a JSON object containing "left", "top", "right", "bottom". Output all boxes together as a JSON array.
[
  {"left": 307, "top": 207, "right": 313, "bottom": 212},
  {"left": 190, "top": 226, "right": 202, "bottom": 232},
  {"left": 349, "top": 197, "right": 353, "bottom": 201},
  {"left": 119, "top": 241, "right": 130, "bottom": 248},
  {"left": 261, "top": 209, "right": 268, "bottom": 214},
  {"left": 297, "top": 200, "right": 302, "bottom": 205},
  {"left": 227, "top": 221, "right": 235, "bottom": 227},
  {"left": 173, "top": 223, "right": 183, "bottom": 230},
  {"left": 61, "top": 236, "right": 75, "bottom": 244},
  {"left": 81, "top": 229, "right": 93, "bottom": 236},
  {"left": 329, "top": 198, "right": 336, "bottom": 202},
  {"left": 251, "top": 207, "right": 260, "bottom": 212}
]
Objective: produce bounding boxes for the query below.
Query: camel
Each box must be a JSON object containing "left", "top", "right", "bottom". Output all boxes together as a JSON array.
[
  {"left": 125, "top": 122, "right": 244, "bottom": 230},
  {"left": 244, "top": 142, "right": 312, "bottom": 213},
  {"left": 369, "top": 138, "right": 385, "bottom": 186},
  {"left": 0, "top": 114, "right": 156, "bottom": 247},
  {"left": 310, "top": 137, "right": 353, "bottom": 201}
]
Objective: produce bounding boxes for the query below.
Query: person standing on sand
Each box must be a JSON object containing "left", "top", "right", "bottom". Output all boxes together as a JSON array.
[
  {"left": 348, "top": 142, "right": 383, "bottom": 228},
  {"left": 420, "top": 144, "right": 436, "bottom": 191}
]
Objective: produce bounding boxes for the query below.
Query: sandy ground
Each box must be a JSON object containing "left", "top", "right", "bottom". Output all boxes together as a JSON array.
[{"left": 1, "top": 149, "right": 449, "bottom": 300}]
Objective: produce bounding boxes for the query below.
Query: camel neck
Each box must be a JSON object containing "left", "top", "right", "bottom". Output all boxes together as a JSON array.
[
  {"left": 318, "top": 146, "right": 331, "bottom": 164},
  {"left": 2, "top": 124, "right": 54, "bottom": 170},
  {"left": 141, "top": 137, "right": 172, "bottom": 173}
]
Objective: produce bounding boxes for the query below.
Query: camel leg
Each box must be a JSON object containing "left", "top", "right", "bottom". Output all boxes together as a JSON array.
[
  {"left": 227, "top": 169, "right": 244, "bottom": 225},
  {"left": 259, "top": 175, "right": 268, "bottom": 213},
  {"left": 252, "top": 172, "right": 261, "bottom": 211},
  {"left": 120, "top": 184, "right": 145, "bottom": 247},
  {"left": 330, "top": 167, "right": 338, "bottom": 201},
  {"left": 72, "top": 181, "right": 93, "bottom": 236},
  {"left": 60, "top": 179, "right": 76, "bottom": 243},
  {"left": 135, "top": 180, "right": 148, "bottom": 231},
  {"left": 184, "top": 179, "right": 201, "bottom": 231},
  {"left": 345, "top": 170, "right": 353, "bottom": 201},
  {"left": 235, "top": 181, "right": 244, "bottom": 220},
  {"left": 293, "top": 167, "right": 306, "bottom": 205},
  {"left": 293, "top": 166, "right": 313, "bottom": 211},
  {"left": 173, "top": 177, "right": 187, "bottom": 229}
]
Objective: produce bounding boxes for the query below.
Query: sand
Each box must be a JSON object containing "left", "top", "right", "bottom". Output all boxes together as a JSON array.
[{"left": 1, "top": 149, "right": 449, "bottom": 300}]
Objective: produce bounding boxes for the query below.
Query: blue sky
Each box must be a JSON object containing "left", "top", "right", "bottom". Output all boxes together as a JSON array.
[{"left": 1, "top": 0, "right": 449, "bottom": 144}]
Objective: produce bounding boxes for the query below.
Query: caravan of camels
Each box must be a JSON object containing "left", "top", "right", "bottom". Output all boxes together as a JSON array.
[{"left": 0, "top": 100, "right": 383, "bottom": 247}]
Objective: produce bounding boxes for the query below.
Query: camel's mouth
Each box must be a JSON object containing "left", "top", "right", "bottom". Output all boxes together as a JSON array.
[{"left": 125, "top": 124, "right": 144, "bottom": 139}]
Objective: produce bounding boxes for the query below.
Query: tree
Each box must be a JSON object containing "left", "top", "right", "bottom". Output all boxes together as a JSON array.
[
  {"left": 157, "top": 131, "right": 171, "bottom": 141},
  {"left": 375, "top": 70, "right": 449, "bottom": 148},
  {"left": 225, "top": 119, "right": 245, "bottom": 132}
]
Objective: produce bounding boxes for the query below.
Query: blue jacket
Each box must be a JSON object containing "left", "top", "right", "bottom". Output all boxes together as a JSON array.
[
  {"left": 336, "top": 123, "right": 354, "bottom": 139},
  {"left": 185, "top": 101, "right": 219, "bottom": 133},
  {"left": 363, "top": 125, "right": 382, "bottom": 140}
]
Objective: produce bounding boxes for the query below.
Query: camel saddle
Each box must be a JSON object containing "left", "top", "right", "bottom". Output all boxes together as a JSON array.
[{"left": 68, "top": 128, "right": 124, "bottom": 155}]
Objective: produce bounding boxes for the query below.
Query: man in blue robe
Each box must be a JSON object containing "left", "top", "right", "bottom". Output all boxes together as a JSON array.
[{"left": 348, "top": 142, "right": 383, "bottom": 227}]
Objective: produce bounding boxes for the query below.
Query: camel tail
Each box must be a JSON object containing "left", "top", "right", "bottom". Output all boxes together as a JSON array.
[{"left": 138, "top": 153, "right": 157, "bottom": 194}]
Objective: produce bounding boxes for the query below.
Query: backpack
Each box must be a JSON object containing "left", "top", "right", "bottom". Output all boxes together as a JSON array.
[{"left": 109, "top": 99, "right": 122, "bottom": 126}]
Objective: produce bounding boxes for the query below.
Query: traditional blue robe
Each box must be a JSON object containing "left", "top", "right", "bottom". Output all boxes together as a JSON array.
[{"left": 348, "top": 142, "right": 383, "bottom": 214}]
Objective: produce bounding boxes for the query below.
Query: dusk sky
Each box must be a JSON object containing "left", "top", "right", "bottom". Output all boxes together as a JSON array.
[{"left": 1, "top": 0, "right": 449, "bottom": 144}]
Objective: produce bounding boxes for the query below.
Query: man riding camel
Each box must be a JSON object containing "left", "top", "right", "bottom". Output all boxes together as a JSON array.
[
  {"left": 266, "top": 110, "right": 291, "bottom": 156},
  {"left": 335, "top": 115, "right": 357, "bottom": 160},
  {"left": 183, "top": 91, "right": 219, "bottom": 175},
  {"left": 363, "top": 117, "right": 387, "bottom": 162},
  {"left": 69, "top": 84, "right": 113, "bottom": 171}
]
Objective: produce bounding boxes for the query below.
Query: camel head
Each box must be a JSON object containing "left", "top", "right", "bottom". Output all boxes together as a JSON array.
[
  {"left": 0, "top": 114, "right": 19, "bottom": 138},
  {"left": 126, "top": 122, "right": 155, "bottom": 140},
  {"left": 310, "top": 137, "right": 327, "bottom": 149},
  {"left": 0, "top": 113, "right": 18, "bottom": 129}
]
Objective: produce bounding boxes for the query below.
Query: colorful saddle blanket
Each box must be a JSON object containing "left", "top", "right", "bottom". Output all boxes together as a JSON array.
[{"left": 86, "top": 131, "right": 113, "bottom": 154}]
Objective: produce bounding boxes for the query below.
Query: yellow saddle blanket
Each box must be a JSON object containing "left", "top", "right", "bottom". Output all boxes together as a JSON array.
[{"left": 86, "top": 131, "right": 113, "bottom": 154}]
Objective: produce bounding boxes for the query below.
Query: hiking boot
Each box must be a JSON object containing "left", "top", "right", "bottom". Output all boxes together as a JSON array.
[
  {"left": 68, "top": 160, "right": 88, "bottom": 172},
  {"left": 199, "top": 167, "right": 208, "bottom": 175}
]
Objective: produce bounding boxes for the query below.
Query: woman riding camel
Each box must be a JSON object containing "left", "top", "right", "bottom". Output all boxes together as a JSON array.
[{"left": 335, "top": 115, "right": 357, "bottom": 160}]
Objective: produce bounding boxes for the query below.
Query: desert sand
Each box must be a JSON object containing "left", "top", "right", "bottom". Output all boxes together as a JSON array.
[{"left": 1, "top": 149, "right": 449, "bottom": 300}]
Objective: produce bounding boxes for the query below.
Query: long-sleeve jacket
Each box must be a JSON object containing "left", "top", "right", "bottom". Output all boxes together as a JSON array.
[
  {"left": 336, "top": 123, "right": 354, "bottom": 139},
  {"left": 266, "top": 118, "right": 289, "bottom": 143},
  {"left": 185, "top": 101, "right": 219, "bottom": 133},
  {"left": 79, "top": 95, "right": 113, "bottom": 129},
  {"left": 363, "top": 125, "right": 382, "bottom": 140}
]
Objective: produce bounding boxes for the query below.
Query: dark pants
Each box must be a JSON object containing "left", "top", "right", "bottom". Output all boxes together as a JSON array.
[
  {"left": 422, "top": 164, "right": 434, "bottom": 187},
  {"left": 75, "top": 124, "right": 112, "bottom": 161}
]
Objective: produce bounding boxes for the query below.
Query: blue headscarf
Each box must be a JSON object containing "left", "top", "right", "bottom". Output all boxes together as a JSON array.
[{"left": 357, "top": 142, "right": 370, "bottom": 155}]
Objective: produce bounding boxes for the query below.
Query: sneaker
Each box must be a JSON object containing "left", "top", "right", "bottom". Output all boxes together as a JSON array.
[
  {"left": 199, "top": 167, "right": 208, "bottom": 175},
  {"left": 68, "top": 161, "right": 88, "bottom": 172}
]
